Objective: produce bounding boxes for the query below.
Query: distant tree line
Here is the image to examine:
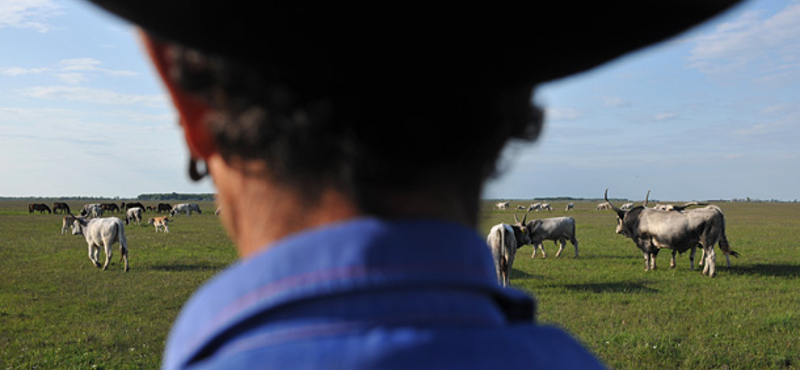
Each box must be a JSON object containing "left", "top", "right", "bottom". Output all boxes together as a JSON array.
[
  {"left": 0, "top": 193, "right": 216, "bottom": 201},
  {"left": 137, "top": 193, "right": 215, "bottom": 201}
]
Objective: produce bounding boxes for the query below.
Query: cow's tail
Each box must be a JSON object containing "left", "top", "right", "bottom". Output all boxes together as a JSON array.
[
  {"left": 718, "top": 222, "right": 740, "bottom": 258},
  {"left": 118, "top": 221, "right": 130, "bottom": 271},
  {"left": 719, "top": 233, "right": 739, "bottom": 258}
]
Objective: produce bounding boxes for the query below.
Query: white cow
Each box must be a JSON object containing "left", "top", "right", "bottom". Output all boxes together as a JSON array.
[
  {"left": 170, "top": 203, "right": 202, "bottom": 217},
  {"left": 71, "top": 217, "right": 129, "bottom": 271},
  {"left": 125, "top": 207, "right": 143, "bottom": 226},
  {"left": 486, "top": 222, "right": 531, "bottom": 287},
  {"left": 147, "top": 216, "right": 171, "bottom": 233},
  {"left": 81, "top": 203, "right": 104, "bottom": 218},
  {"left": 541, "top": 203, "right": 553, "bottom": 211},
  {"left": 565, "top": 202, "right": 574, "bottom": 211},
  {"left": 495, "top": 202, "right": 510, "bottom": 210}
]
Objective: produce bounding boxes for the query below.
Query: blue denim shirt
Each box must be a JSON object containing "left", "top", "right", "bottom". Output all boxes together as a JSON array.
[{"left": 163, "top": 218, "right": 607, "bottom": 370}]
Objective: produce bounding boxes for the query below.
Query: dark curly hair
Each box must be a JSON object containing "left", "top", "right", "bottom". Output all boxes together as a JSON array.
[{"left": 164, "top": 38, "right": 543, "bottom": 224}]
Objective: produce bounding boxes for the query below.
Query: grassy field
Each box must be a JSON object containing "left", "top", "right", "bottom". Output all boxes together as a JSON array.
[{"left": 1, "top": 199, "right": 799, "bottom": 369}]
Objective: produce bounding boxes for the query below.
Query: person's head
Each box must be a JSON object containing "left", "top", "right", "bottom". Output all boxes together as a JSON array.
[{"left": 85, "top": 1, "right": 744, "bottom": 228}]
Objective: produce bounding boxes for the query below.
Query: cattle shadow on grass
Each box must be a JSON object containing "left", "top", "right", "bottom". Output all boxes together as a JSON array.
[
  {"left": 560, "top": 281, "right": 660, "bottom": 294},
  {"left": 727, "top": 263, "right": 800, "bottom": 279}
]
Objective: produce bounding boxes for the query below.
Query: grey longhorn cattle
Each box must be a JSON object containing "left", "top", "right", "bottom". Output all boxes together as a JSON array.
[
  {"left": 515, "top": 213, "right": 579, "bottom": 259},
  {"left": 604, "top": 189, "right": 739, "bottom": 277}
]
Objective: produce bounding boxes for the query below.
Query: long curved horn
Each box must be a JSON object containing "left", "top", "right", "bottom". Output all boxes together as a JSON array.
[
  {"left": 604, "top": 188, "right": 622, "bottom": 212},
  {"left": 514, "top": 213, "right": 520, "bottom": 224},
  {"left": 643, "top": 189, "right": 651, "bottom": 208}
]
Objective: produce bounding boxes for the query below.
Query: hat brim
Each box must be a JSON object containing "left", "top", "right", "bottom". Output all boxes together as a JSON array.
[{"left": 86, "top": 1, "right": 744, "bottom": 85}]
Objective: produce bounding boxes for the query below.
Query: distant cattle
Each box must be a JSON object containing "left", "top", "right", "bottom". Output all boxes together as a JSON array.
[
  {"left": 28, "top": 203, "right": 51, "bottom": 214},
  {"left": 122, "top": 202, "right": 146, "bottom": 212},
  {"left": 565, "top": 203, "right": 574, "bottom": 211},
  {"left": 495, "top": 202, "right": 510, "bottom": 210},
  {"left": 541, "top": 203, "right": 553, "bottom": 211},
  {"left": 81, "top": 204, "right": 104, "bottom": 218},
  {"left": 170, "top": 203, "right": 202, "bottom": 217},
  {"left": 596, "top": 202, "right": 611, "bottom": 210},
  {"left": 70, "top": 217, "right": 129, "bottom": 271},
  {"left": 147, "top": 216, "right": 171, "bottom": 233},
  {"left": 486, "top": 221, "right": 530, "bottom": 287},
  {"left": 528, "top": 203, "right": 541, "bottom": 212},
  {"left": 53, "top": 202, "right": 71, "bottom": 214},
  {"left": 125, "top": 207, "right": 143, "bottom": 226},
  {"left": 157, "top": 203, "right": 173, "bottom": 213},
  {"left": 100, "top": 203, "right": 120, "bottom": 213}
]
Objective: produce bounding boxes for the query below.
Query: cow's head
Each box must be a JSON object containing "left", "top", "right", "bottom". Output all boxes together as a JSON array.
[
  {"left": 71, "top": 217, "right": 88, "bottom": 235},
  {"left": 512, "top": 213, "right": 532, "bottom": 247},
  {"left": 604, "top": 188, "right": 649, "bottom": 236}
]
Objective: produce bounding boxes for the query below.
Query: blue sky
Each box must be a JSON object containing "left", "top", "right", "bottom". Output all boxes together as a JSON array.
[{"left": 1, "top": 0, "right": 799, "bottom": 201}]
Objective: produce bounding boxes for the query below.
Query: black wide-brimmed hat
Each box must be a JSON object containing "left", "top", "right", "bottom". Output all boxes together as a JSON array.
[{"left": 85, "top": 1, "right": 744, "bottom": 87}]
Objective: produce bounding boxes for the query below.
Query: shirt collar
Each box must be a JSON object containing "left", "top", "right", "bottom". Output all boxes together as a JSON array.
[{"left": 163, "top": 217, "right": 535, "bottom": 370}]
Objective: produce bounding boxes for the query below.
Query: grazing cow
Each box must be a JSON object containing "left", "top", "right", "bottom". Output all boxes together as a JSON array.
[
  {"left": 61, "top": 214, "right": 83, "bottom": 235},
  {"left": 80, "top": 203, "right": 101, "bottom": 217},
  {"left": 516, "top": 205, "right": 527, "bottom": 210},
  {"left": 53, "top": 202, "right": 71, "bottom": 214},
  {"left": 515, "top": 214, "right": 579, "bottom": 259},
  {"left": 486, "top": 221, "right": 531, "bottom": 287},
  {"left": 125, "top": 207, "right": 143, "bottom": 226},
  {"left": 28, "top": 203, "right": 52, "bottom": 214},
  {"left": 604, "top": 189, "right": 739, "bottom": 277},
  {"left": 528, "top": 203, "right": 541, "bottom": 212},
  {"left": 71, "top": 217, "right": 129, "bottom": 271},
  {"left": 596, "top": 202, "right": 610, "bottom": 210},
  {"left": 81, "top": 204, "right": 104, "bottom": 218},
  {"left": 170, "top": 203, "right": 202, "bottom": 217},
  {"left": 157, "top": 203, "right": 172, "bottom": 213},
  {"left": 100, "top": 203, "right": 120, "bottom": 213},
  {"left": 565, "top": 202, "right": 574, "bottom": 211},
  {"left": 147, "top": 216, "right": 171, "bottom": 233},
  {"left": 620, "top": 202, "right": 635, "bottom": 210},
  {"left": 495, "top": 202, "right": 510, "bottom": 210},
  {"left": 123, "top": 202, "right": 147, "bottom": 212},
  {"left": 541, "top": 203, "right": 553, "bottom": 211}
]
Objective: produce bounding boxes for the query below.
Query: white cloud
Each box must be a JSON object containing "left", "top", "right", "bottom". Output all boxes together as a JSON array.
[
  {"left": 687, "top": 3, "right": 800, "bottom": 81},
  {"left": 0, "top": 0, "right": 61, "bottom": 33},
  {"left": 21, "top": 85, "right": 166, "bottom": 107},
  {"left": 653, "top": 112, "right": 678, "bottom": 121},
  {"left": 602, "top": 96, "right": 628, "bottom": 107},
  {"left": 545, "top": 107, "right": 582, "bottom": 122},
  {"left": 0, "top": 66, "right": 49, "bottom": 76}
]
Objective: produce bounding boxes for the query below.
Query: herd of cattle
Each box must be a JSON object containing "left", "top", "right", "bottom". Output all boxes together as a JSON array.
[
  {"left": 488, "top": 189, "right": 740, "bottom": 286},
  {"left": 27, "top": 201, "right": 209, "bottom": 272}
]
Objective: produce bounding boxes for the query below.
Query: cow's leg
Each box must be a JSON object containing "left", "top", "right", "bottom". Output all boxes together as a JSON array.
[
  {"left": 101, "top": 244, "right": 112, "bottom": 271},
  {"left": 539, "top": 243, "right": 547, "bottom": 259},
  {"left": 88, "top": 244, "right": 101, "bottom": 268},
  {"left": 643, "top": 252, "right": 650, "bottom": 271},
  {"left": 702, "top": 246, "right": 716, "bottom": 277},
  {"left": 164, "top": 224, "right": 169, "bottom": 233},
  {"left": 698, "top": 248, "right": 705, "bottom": 266},
  {"left": 555, "top": 238, "right": 566, "bottom": 258},
  {"left": 689, "top": 246, "right": 697, "bottom": 271},
  {"left": 571, "top": 237, "right": 579, "bottom": 258},
  {"left": 670, "top": 250, "right": 677, "bottom": 269}
]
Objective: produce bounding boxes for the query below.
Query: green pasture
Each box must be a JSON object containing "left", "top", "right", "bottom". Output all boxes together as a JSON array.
[{"left": 1, "top": 199, "right": 799, "bottom": 369}]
